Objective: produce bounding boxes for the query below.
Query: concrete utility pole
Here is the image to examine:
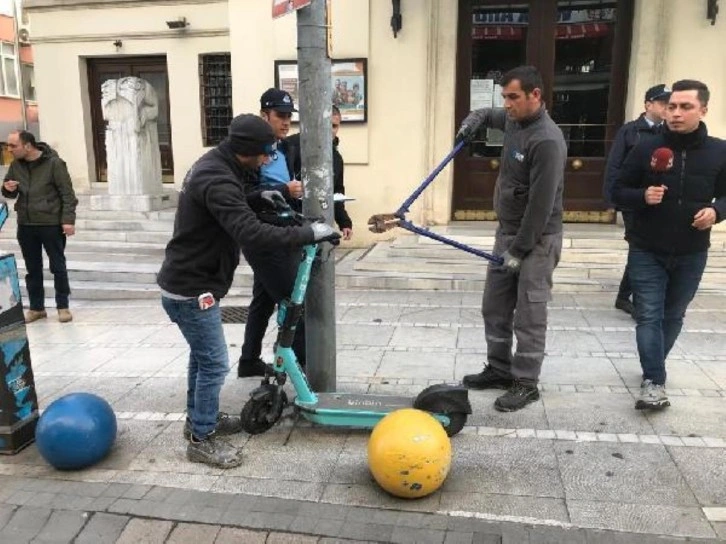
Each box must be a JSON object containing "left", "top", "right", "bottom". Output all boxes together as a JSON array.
[{"left": 297, "top": 0, "right": 336, "bottom": 392}]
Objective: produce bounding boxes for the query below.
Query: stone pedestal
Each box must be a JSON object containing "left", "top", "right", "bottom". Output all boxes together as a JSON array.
[{"left": 90, "top": 189, "right": 178, "bottom": 212}]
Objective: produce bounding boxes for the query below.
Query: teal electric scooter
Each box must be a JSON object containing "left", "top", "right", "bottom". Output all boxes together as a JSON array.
[{"left": 239, "top": 204, "right": 472, "bottom": 437}]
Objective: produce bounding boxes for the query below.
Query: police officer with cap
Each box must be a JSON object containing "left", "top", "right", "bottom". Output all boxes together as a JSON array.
[{"left": 604, "top": 83, "right": 671, "bottom": 317}]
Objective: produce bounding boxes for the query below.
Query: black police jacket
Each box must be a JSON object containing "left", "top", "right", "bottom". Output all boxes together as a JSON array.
[{"left": 603, "top": 114, "right": 662, "bottom": 207}]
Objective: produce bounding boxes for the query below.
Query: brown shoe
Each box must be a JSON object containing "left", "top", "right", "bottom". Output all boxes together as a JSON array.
[
  {"left": 25, "top": 310, "right": 47, "bottom": 323},
  {"left": 58, "top": 309, "right": 73, "bottom": 323}
]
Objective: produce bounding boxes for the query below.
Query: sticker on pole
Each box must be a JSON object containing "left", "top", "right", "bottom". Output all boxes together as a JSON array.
[{"left": 272, "top": 0, "right": 312, "bottom": 19}]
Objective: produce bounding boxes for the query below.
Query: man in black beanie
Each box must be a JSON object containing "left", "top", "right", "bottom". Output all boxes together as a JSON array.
[{"left": 158, "top": 114, "right": 339, "bottom": 469}]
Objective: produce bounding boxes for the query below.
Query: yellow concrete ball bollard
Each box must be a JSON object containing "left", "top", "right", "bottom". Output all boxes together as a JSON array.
[{"left": 367, "top": 408, "right": 452, "bottom": 499}]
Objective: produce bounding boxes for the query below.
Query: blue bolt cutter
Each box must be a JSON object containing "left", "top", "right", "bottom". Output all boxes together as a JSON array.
[{"left": 367, "top": 141, "right": 504, "bottom": 265}]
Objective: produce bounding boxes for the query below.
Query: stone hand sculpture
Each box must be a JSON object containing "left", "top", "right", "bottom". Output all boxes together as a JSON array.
[{"left": 101, "top": 76, "right": 163, "bottom": 196}]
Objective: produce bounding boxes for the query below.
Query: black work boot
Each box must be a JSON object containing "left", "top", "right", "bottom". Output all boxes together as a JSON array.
[
  {"left": 187, "top": 433, "right": 243, "bottom": 469},
  {"left": 494, "top": 381, "right": 540, "bottom": 412},
  {"left": 183, "top": 412, "right": 243, "bottom": 441},
  {"left": 237, "top": 357, "right": 272, "bottom": 378},
  {"left": 462, "top": 365, "right": 513, "bottom": 390}
]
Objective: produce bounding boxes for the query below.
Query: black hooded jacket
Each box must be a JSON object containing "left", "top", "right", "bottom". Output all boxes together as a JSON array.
[
  {"left": 612, "top": 122, "right": 726, "bottom": 255},
  {"left": 285, "top": 133, "right": 353, "bottom": 230},
  {"left": 157, "top": 140, "right": 315, "bottom": 300}
]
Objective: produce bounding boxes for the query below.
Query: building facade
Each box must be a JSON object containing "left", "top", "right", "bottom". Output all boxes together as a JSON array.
[
  {"left": 23, "top": 0, "right": 726, "bottom": 245},
  {"left": 0, "top": 0, "right": 38, "bottom": 169}
]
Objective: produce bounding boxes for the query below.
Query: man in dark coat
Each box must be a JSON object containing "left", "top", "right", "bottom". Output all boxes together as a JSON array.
[
  {"left": 613, "top": 79, "right": 726, "bottom": 411},
  {"left": 2, "top": 131, "right": 77, "bottom": 324},
  {"left": 158, "top": 114, "right": 338, "bottom": 468}
]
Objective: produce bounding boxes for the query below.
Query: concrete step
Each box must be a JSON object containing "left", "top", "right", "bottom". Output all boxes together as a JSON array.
[
  {"left": 73, "top": 219, "right": 174, "bottom": 232},
  {"left": 5, "top": 210, "right": 726, "bottom": 298},
  {"left": 0, "top": 239, "right": 166, "bottom": 256}
]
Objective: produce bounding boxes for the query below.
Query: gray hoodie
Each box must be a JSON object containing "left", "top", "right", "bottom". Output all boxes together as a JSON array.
[{"left": 468, "top": 106, "right": 566, "bottom": 259}]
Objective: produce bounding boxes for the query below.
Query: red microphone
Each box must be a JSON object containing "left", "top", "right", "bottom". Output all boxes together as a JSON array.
[
  {"left": 650, "top": 147, "right": 674, "bottom": 173},
  {"left": 649, "top": 147, "right": 673, "bottom": 189}
]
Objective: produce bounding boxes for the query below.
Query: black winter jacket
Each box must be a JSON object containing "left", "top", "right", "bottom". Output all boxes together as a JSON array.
[
  {"left": 285, "top": 133, "right": 353, "bottom": 230},
  {"left": 157, "top": 140, "right": 315, "bottom": 300},
  {"left": 612, "top": 123, "right": 726, "bottom": 255},
  {"left": 2, "top": 143, "right": 77, "bottom": 226},
  {"left": 603, "top": 114, "right": 662, "bottom": 207}
]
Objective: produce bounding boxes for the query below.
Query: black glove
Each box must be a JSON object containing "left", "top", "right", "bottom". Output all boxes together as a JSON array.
[
  {"left": 260, "top": 190, "right": 290, "bottom": 211},
  {"left": 455, "top": 124, "right": 474, "bottom": 144},
  {"left": 500, "top": 250, "right": 521, "bottom": 274},
  {"left": 455, "top": 110, "right": 487, "bottom": 144},
  {"left": 310, "top": 222, "right": 341, "bottom": 244}
]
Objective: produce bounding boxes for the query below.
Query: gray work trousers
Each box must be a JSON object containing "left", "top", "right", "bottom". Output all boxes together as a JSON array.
[{"left": 482, "top": 230, "right": 562, "bottom": 384}]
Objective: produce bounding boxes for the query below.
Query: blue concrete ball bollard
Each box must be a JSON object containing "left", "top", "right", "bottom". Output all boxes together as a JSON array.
[{"left": 35, "top": 392, "right": 117, "bottom": 470}]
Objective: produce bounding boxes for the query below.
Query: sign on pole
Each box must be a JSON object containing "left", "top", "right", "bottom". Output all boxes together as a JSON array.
[{"left": 272, "top": 0, "right": 312, "bottom": 19}]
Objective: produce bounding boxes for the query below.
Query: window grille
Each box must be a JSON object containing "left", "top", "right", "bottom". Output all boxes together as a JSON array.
[{"left": 199, "top": 53, "right": 232, "bottom": 147}]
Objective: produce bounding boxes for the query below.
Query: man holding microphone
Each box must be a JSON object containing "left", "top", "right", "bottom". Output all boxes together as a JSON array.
[{"left": 613, "top": 80, "right": 726, "bottom": 411}]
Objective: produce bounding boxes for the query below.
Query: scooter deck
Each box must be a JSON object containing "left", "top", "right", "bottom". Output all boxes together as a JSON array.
[{"left": 295, "top": 392, "right": 416, "bottom": 428}]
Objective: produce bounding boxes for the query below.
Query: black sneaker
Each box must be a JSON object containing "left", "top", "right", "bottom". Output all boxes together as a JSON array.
[
  {"left": 187, "top": 433, "right": 243, "bottom": 469},
  {"left": 615, "top": 297, "right": 635, "bottom": 316},
  {"left": 494, "top": 381, "right": 540, "bottom": 412},
  {"left": 237, "top": 358, "right": 272, "bottom": 378},
  {"left": 183, "top": 412, "right": 243, "bottom": 440},
  {"left": 462, "top": 365, "right": 513, "bottom": 390}
]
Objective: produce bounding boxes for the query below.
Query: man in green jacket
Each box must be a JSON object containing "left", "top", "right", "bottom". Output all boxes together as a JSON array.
[{"left": 2, "top": 130, "right": 78, "bottom": 323}]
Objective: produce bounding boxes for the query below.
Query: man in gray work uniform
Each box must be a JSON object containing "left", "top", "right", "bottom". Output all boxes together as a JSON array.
[{"left": 458, "top": 65, "right": 567, "bottom": 412}]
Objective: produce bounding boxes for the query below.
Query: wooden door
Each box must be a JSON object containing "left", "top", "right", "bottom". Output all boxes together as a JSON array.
[
  {"left": 453, "top": 0, "right": 634, "bottom": 221},
  {"left": 87, "top": 56, "right": 174, "bottom": 183}
]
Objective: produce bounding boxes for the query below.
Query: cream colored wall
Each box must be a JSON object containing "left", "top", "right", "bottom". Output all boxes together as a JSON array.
[
  {"left": 628, "top": 0, "right": 726, "bottom": 136},
  {"left": 229, "top": 0, "right": 445, "bottom": 247},
  {"left": 31, "top": 0, "right": 726, "bottom": 238},
  {"left": 27, "top": 1, "right": 229, "bottom": 189}
]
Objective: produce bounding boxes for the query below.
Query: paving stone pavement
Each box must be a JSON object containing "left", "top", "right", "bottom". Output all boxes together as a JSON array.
[{"left": 1, "top": 290, "right": 726, "bottom": 542}]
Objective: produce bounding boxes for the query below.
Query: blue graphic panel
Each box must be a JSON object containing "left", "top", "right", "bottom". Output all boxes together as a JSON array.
[{"left": 0, "top": 253, "right": 24, "bottom": 330}]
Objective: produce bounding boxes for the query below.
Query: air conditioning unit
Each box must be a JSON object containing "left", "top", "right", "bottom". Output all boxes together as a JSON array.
[{"left": 17, "top": 26, "right": 30, "bottom": 45}]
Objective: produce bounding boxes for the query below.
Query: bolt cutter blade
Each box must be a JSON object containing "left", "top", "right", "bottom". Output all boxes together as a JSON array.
[{"left": 367, "top": 213, "right": 401, "bottom": 233}]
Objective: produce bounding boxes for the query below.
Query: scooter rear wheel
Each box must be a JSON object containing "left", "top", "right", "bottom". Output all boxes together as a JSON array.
[
  {"left": 442, "top": 412, "right": 467, "bottom": 437},
  {"left": 240, "top": 391, "right": 288, "bottom": 435}
]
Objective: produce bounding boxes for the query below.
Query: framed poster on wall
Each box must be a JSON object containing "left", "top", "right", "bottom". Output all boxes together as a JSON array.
[{"left": 274, "top": 58, "right": 367, "bottom": 123}]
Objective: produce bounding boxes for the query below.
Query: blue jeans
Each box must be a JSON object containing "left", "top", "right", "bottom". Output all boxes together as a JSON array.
[
  {"left": 161, "top": 296, "right": 229, "bottom": 440},
  {"left": 628, "top": 248, "right": 707, "bottom": 385}
]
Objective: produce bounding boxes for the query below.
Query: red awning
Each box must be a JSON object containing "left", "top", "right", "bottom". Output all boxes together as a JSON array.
[
  {"left": 556, "top": 23, "right": 611, "bottom": 40},
  {"left": 472, "top": 22, "right": 611, "bottom": 41},
  {"left": 472, "top": 25, "right": 525, "bottom": 40}
]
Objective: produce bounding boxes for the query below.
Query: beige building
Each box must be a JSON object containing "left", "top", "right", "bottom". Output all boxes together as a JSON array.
[{"left": 23, "top": 0, "right": 726, "bottom": 246}]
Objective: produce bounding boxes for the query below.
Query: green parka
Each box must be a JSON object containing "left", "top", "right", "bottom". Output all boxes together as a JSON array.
[{"left": 1, "top": 143, "right": 77, "bottom": 226}]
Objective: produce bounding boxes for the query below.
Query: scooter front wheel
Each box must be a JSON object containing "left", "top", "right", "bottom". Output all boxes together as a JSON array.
[
  {"left": 240, "top": 391, "right": 288, "bottom": 435},
  {"left": 442, "top": 412, "right": 467, "bottom": 437}
]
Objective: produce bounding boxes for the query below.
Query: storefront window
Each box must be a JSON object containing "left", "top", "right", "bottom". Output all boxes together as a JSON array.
[
  {"left": 468, "top": 2, "right": 528, "bottom": 158},
  {"left": 552, "top": 1, "right": 617, "bottom": 157}
]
